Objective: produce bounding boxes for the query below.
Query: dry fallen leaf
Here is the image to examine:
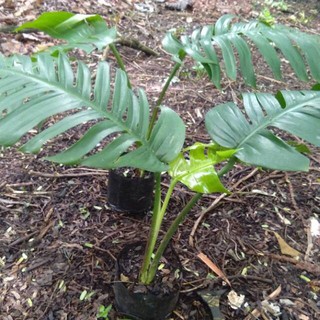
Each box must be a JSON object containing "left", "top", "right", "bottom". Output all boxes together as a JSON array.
[
  {"left": 309, "top": 279, "right": 320, "bottom": 293},
  {"left": 261, "top": 300, "right": 281, "bottom": 316},
  {"left": 120, "top": 273, "right": 129, "bottom": 282},
  {"left": 273, "top": 231, "right": 301, "bottom": 258},
  {"left": 197, "top": 252, "right": 231, "bottom": 286}
]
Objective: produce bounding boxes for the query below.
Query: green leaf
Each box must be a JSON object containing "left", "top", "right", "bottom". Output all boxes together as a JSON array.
[
  {"left": 205, "top": 91, "right": 320, "bottom": 171},
  {"left": 15, "top": 12, "right": 117, "bottom": 54},
  {"left": 169, "top": 143, "right": 236, "bottom": 193},
  {"left": 163, "top": 15, "right": 320, "bottom": 87},
  {"left": 97, "top": 304, "right": 112, "bottom": 318},
  {"left": 287, "top": 141, "right": 311, "bottom": 154},
  {"left": 312, "top": 83, "right": 320, "bottom": 91},
  {"left": 161, "top": 32, "right": 184, "bottom": 63},
  {"left": 0, "top": 53, "right": 185, "bottom": 172}
]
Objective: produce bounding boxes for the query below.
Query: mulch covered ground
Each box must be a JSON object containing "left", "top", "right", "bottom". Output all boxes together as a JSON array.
[{"left": 0, "top": 0, "right": 320, "bottom": 319}]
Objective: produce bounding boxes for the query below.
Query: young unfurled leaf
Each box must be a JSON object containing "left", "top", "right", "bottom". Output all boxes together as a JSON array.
[{"left": 169, "top": 143, "right": 236, "bottom": 193}]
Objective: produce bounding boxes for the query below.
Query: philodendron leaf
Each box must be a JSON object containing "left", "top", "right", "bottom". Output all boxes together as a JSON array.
[
  {"left": 169, "top": 143, "right": 236, "bottom": 193},
  {"left": 0, "top": 52, "right": 185, "bottom": 172},
  {"left": 163, "top": 15, "right": 320, "bottom": 88},
  {"left": 15, "top": 12, "right": 117, "bottom": 54},
  {"left": 205, "top": 90, "right": 320, "bottom": 171}
]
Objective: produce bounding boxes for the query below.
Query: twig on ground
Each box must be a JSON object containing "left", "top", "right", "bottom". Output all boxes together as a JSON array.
[
  {"left": 161, "top": 182, "right": 244, "bottom": 203},
  {"left": 9, "top": 231, "right": 38, "bottom": 247},
  {"left": 231, "top": 168, "right": 259, "bottom": 190},
  {"left": 4, "top": 182, "right": 36, "bottom": 187},
  {"left": 189, "top": 193, "right": 226, "bottom": 247},
  {"left": 0, "top": 204, "right": 10, "bottom": 212},
  {"left": 284, "top": 172, "right": 306, "bottom": 225},
  {"left": 28, "top": 170, "right": 107, "bottom": 178},
  {"left": 116, "top": 37, "right": 159, "bottom": 56},
  {"left": 309, "top": 154, "right": 320, "bottom": 165},
  {"left": 249, "top": 251, "right": 320, "bottom": 276},
  {"left": 244, "top": 285, "right": 282, "bottom": 320},
  {"left": 237, "top": 173, "right": 283, "bottom": 193},
  {"left": 228, "top": 275, "right": 273, "bottom": 284},
  {"left": 25, "top": 258, "right": 52, "bottom": 273},
  {"left": 102, "top": 36, "right": 159, "bottom": 61},
  {"left": 63, "top": 168, "right": 107, "bottom": 173},
  {"left": 257, "top": 74, "right": 287, "bottom": 85},
  {"left": 189, "top": 168, "right": 260, "bottom": 247},
  {"left": 93, "top": 246, "right": 117, "bottom": 261},
  {"left": 0, "top": 197, "right": 34, "bottom": 205},
  {"left": 269, "top": 253, "right": 320, "bottom": 275},
  {"left": 180, "top": 282, "right": 208, "bottom": 293},
  {"left": 35, "top": 220, "right": 55, "bottom": 242}
]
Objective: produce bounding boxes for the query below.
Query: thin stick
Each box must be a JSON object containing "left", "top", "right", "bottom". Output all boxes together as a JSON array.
[
  {"left": 244, "top": 286, "right": 282, "bottom": 320},
  {"left": 28, "top": 170, "right": 107, "bottom": 178},
  {"left": 189, "top": 168, "right": 259, "bottom": 247},
  {"left": 9, "top": 231, "right": 38, "bottom": 247},
  {"left": 189, "top": 193, "right": 226, "bottom": 247},
  {"left": 284, "top": 172, "right": 306, "bottom": 225},
  {"left": 116, "top": 37, "right": 159, "bottom": 56},
  {"left": 257, "top": 74, "right": 287, "bottom": 85}
]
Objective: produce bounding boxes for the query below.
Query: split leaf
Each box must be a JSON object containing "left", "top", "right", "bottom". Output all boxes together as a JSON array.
[{"left": 169, "top": 143, "right": 236, "bottom": 193}]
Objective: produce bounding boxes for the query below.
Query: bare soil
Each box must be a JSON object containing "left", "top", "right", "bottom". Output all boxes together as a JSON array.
[{"left": 0, "top": 0, "right": 320, "bottom": 319}]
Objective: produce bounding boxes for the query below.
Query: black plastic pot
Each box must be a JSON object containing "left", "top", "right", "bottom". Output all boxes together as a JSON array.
[
  {"left": 114, "top": 242, "right": 181, "bottom": 320},
  {"left": 107, "top": 169, "right": 154, "bottom": 213}
]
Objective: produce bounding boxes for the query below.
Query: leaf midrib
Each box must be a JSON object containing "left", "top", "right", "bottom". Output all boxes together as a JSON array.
[
  {"left": 237, "top": 93, "right": 320, "bottom": 148},
  {"left": 2, "top": 65, "right": 147, "bottom": 145},
  {"left": 174, "top": 158, "right": 218, "bottom": 182}
]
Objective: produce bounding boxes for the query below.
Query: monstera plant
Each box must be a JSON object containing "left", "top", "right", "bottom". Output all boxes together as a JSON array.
[{"left": 0, "top": 12, "right": 320, "bottom": 319}]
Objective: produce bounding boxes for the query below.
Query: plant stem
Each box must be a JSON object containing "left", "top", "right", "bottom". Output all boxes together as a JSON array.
[
  {"left": 141, "top": 156, "right": 238, "bottom": 284},
  {"left": 217, "top": 157, "right": 236, "bottom": 177},
  {"left": 145, "top": 192, "right": 203, "bottom": 283},
  {"left": 140, "top": 173, "right": 176, "bottom": 283},
  {"left": 147, "top": 52, "right": 186, "bottom": 139},
  {"left": 109, "top": 43, "right": 132, "bottom": 89}
]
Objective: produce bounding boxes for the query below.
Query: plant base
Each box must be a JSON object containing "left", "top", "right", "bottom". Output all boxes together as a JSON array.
[{"left": 113, "top": 242, "right": 181, "bottom": 320}]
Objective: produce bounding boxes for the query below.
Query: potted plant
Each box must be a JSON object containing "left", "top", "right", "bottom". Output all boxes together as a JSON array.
[{"left": 0, "top": 12, "right": 319, "bottom": 319}]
